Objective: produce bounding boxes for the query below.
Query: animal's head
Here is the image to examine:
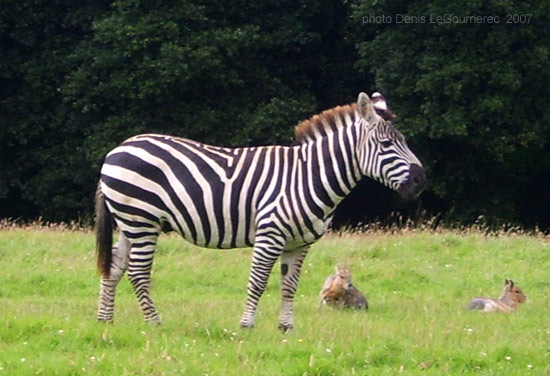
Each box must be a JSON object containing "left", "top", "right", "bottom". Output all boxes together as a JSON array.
[
  {"left": 356, "top": 92, "right": 426, "bottom": 199},
  {"left": 335, "top": 266, "right": 352, "bottom": 290},
  {"left": 503, "top": 279, "right": 527, "bottom": 304}
]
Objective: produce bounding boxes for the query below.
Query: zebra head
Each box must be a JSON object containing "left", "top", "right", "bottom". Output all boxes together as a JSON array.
[{"left": 356, "top": 92, "right": 426, "bottom": 199}]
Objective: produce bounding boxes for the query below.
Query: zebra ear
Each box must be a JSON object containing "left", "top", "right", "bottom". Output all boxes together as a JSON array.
[
  {"left": 372, "top": 92, "right": 396, "bottom": 120},
  {"left": 357, "top": 92, "right": 377, "bottom": 122},
  {"left": 372, "top": 92, "right": 388, "bottom": 112}
]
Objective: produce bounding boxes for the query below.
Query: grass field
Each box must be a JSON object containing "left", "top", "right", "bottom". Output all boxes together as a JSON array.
[{"left": 1, "top": 226, "right": 549, "bottom": 375}]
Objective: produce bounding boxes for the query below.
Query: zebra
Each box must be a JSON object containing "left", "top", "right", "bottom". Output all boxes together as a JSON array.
[{"left": 95, "top": 92, "right": 426, "bottom": 331}]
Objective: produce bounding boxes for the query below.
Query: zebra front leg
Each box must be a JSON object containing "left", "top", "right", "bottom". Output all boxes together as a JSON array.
[
  {"left": 279, "top": 246, "right": 309, "bottom": 332},
  {"left": 127, "top": 239, "right": 161, "bottom": 324},
  {"left": 97, "top": 235, "right": 131, "bottom": 322},
  {"left": 240, "top": 244, "right": 282, "bottom": 328}
]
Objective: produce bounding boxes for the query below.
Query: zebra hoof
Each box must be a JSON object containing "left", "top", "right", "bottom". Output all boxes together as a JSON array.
[
  {"left": 278, "top": 323, "right": 294, "bottom": 333},
  {"left": 97, "top": 318, "right": 114, "bottom": 324},
  {"left": 239, "top": 323, "right": 255, "bottom": 329}
]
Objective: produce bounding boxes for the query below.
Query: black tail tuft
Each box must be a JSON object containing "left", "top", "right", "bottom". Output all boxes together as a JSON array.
[{"left": 95, "top": 182, "right": 113, "bottom": 278}]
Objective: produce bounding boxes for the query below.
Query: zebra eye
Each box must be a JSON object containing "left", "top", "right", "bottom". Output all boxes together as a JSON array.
[{"left": 380, "top": 140, "right": 392, "bottom": 148}]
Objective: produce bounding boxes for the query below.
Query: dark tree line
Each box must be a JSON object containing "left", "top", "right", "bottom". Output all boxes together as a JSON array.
[{"left": 1, "top": 0, "right": 549, "bottom": 229}]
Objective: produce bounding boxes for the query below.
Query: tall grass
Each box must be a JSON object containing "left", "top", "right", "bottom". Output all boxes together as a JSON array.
[{"left": 1, "top": 225, "right": 549, "bottom": 375}]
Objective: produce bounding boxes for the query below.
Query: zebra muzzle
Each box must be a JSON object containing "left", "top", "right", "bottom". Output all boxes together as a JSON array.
[{"left": 397, "top": 163, "right": 426, "bottom": 199}]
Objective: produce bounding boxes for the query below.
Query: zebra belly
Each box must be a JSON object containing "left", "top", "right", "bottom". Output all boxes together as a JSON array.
[
  {"left": 109, "top": 200, "right": 255, "bottom": 250},
  {"left": 281, "top": 215, "right": 330, "bottom": 251},
  {"left": 176, "top": 223, "right": 254, "bottom": 249},
  {"left": 282, "top": 223, "right": 326, "bottom": 250}
]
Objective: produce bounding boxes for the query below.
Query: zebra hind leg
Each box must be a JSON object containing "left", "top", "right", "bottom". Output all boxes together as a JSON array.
[
  {"left": 278, "top": 246, "right": 309, "bottom": 332},
  {"left": 97, "top": 235, "right": 131, "bottom": 322},
  {"left": 127, "top": 233, "right": 162, "bottom": 324},
  {"left": 240, "top": 242, "right": 283, "bottom": 329}
]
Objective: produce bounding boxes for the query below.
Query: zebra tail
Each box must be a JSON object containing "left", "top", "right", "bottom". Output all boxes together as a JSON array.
[{"left": 95, "top": 182, "right": 113, "bottom": 278}]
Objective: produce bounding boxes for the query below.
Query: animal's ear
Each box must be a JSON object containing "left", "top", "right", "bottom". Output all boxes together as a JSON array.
[
  {"left": 357, "top": 92, "right": 378, "bottom": 122},
  {"left": 372, "top": 92, "right": 396, "bottom": 121}
]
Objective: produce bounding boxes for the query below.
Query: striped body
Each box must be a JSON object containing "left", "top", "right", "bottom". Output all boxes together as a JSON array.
[
  {"left": 95, "top": 92, "right": 426, "bottom": 330},
  {"left": 101, "top": 134, "right": 353, "bottom": 251}
]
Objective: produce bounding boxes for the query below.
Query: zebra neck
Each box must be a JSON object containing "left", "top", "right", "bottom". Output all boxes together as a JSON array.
[{"left": 296, "top": 130, "right": 362, "bottom": 218}]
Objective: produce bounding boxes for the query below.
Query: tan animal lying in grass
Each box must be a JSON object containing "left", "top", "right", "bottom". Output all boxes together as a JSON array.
[
  {"left": 319, "top": 267, "right": 368, "bottom": 310},
  {"left": 319, "top": 267, "right": 351, "bottom": 309},
  {"left": 468, "top": 279, "right": 526, "bottom": 312}
]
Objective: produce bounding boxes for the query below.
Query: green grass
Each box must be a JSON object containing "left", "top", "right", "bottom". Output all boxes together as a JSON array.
[{"left": 1, "top": 227, "right": 550, "bottom": 375}]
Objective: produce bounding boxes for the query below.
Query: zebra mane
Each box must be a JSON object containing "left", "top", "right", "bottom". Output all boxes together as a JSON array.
[{"left": 294, "top": 104, "right": 358, "bottom": 144}]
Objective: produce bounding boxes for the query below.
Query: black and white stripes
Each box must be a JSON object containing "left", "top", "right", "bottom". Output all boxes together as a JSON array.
[{"left": 95, "top": 92, "right": 425, "bottom": 330}]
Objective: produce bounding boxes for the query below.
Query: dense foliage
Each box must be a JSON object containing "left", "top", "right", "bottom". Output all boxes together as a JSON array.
[{"left": 1, "top": 0, "right": 549, "bottom": 229}]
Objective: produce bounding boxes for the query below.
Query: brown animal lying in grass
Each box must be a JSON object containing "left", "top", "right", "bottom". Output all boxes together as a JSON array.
[
  {"left": 319, "top": 267, "right": 351, "bottom": 309},
  {"left": 319, "top": 267, "right": 368, "bottom": 310},
  {"left": 468, "top": 279, "right": 526, "bottom": 312}
]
